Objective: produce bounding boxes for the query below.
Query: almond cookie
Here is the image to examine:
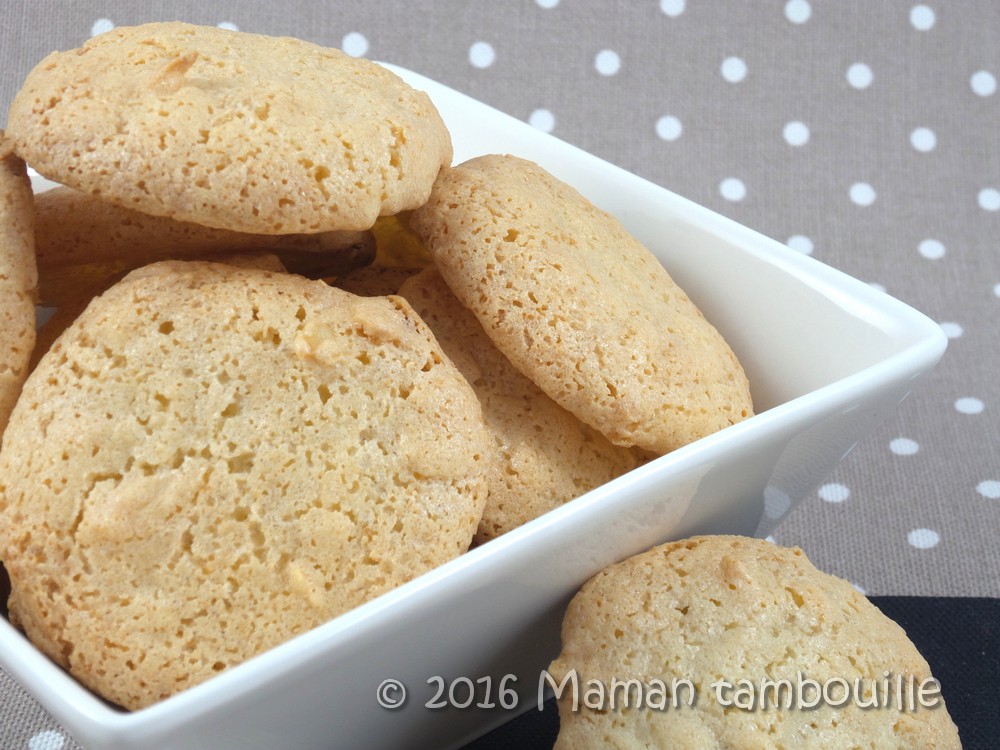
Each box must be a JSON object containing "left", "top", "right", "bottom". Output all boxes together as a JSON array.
[
  {"left": 30, "top": 252, "right": 287, "bottom": 370},
  {"left": 399, "top": 267, "right": 647, "bottom": 543},
  {"left": 0, "top": 260, "right": 489, "bottom": 710},
  {"left": 7, "top": 22, "right": 452, "bottom": 234},
  {"left": 0, "top": 137, "right": 36, "bottom": 442},
  {"left": 32, "top": 186, "right": 374, "bottom": 301},
  {"left": 548, "top": 535, "right": 961, "bottom": 749},
  {"left": 32, "top": 186, "right": 374, "bottom": 306},
  {"left": 410, "top": 155, "right": 753, "bottom": 455}
]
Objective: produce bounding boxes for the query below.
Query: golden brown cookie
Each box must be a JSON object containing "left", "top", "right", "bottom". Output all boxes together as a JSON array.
[
  {"left": 7, "top": 22, "right": 453, "bottom": 234},
  {"left": 0, "top": 137, "right": 36, "bottom": 442},
  {"left": 410, "top": 155, "right": 753, "bottom": 455},
  {"left": 548, "top": 535, "right": 961, "bottom": 749},
  {"left": 0, "top": 260, "right": 489, "bottom": 710},
  {"left": 399, "top": 267, "right": 647, "bottom": 543},
  {"left": 32, "top": 186, "right": 374, "bottom": 304},
  {"left": 30, "top": 252, "right": 287, "bottom": 370}
]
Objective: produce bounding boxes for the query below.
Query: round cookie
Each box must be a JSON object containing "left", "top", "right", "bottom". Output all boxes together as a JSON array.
[
  {"left": 410, "top": 155, "right": 753, "bottom": 455},
  {"left": 34, "top": 184, "right": 375, "bottom": 266},
  {"left": 0, "top": 137, "right": 36, "bottom": 442},
  {"left": 0, "top": 260, "right": 489, "bottom": 710},
  {"left": 548, "top": 535, "right": 961, "bottom": 749},
  {"left": 32, "top": 186, "right": 375, "bottom": 306},
  {"left": 7, "top": 22, "right": 453, "bottom": 234},
  {"left": 335, "top": 265, "right": 422, "bottom": 298},
  {"left": 399, "top": 267, "right": 647, "bottom": 543}
]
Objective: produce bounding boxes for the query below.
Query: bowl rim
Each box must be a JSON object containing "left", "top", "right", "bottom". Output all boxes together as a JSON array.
[{"left": 0, "top": 61, "right": 948, "bottom": 744}]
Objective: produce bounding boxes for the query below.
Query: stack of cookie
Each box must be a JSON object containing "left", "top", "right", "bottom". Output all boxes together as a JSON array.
[{"left": 0, "top": 23, "right": 753, "bottom": 710}]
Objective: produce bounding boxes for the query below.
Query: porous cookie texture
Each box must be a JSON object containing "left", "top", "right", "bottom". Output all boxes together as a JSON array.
[
  {"left": 549, "top": 535, "right": 962, "bottom": 749},
  {"left": 0, "top": 138, "right": 36, "bottom": 441},
  {"left": 30, "top": 252, "right": 287, "bottom": 370},
  {"left": 7, "top": 22, "right": 453, "bottom": 234},
  {"left": 34, "top": 185, "right": 376, "bottom": 267},
  {"left": 32, "top": 187, "right": 375, "bottom": 306},
  {"left": 0, "top": 260, "right": 490, "bottom": 710},
  {"left": 410, "top": 155, "right": 753, "bottom": 455},
  {"left": 399, "top": 268, "right": 647, "bottom": 543}
]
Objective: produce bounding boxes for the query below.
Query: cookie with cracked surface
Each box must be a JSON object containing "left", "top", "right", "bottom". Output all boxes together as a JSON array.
[
  {"left": 32, "top": 186, "right": 374, "bottom": 304},
  {"left": 0, "top": 260, "right": 489, "bottom": 710},
  {"left": 548, "top": 535, "right": 961, "bottom": 749},
  {"left": 0, "top": 137, "right": 37, "bottom": 443},
  {"left": 30, "top": 251, "right": 287, "bottom": 370},
  {"left": 7, "top": 22, "right": 452, "bottom": 234},
  {"left": 399, "top": 267, "right": 647, "bottom": 543},
  {"left": 410, "top": 155, "right": 752, "bottom": 455}
]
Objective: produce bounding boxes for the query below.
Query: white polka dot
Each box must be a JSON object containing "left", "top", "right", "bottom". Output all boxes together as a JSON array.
[
  {"left": 764, "top": 535, "right": 777, "bottom": 544},
  {"left": 910, "top": 127, "right": 937, "bottom": 152},
  {"left": 787, "top": 235, "right": 814, "bottom": 254},
  {"left": 910, "top": 5, "right": 936, "bottom": 31},
  {"left": 659, "top": 0, "right": 686, "bottom": 17},
  {"left": 28, "top": 731, "right": 66, "bottom": 750},
  {"left": 850, "top": 182, "right": 876, "bottom": 206},
  {"left": 90, "top": 18, "right": 114, "bottom": 36},
  {"left": 939, "top": 321, "right": 963, "bottom": 338},
  {"left": 847, "top": 63, "right": 874, "bottom": 89},
  {"left": 784, "top": 0, "right": 811, "bottom": 24},
  {"left": 341, "top": 31, "right": 369, "bottom": 57},
  {"left": 764, "top": 486, "right": 792, "bottom": 519},
  {"left": 868, "top": 281, "right": 887, "bottom": 293},
  {"left": 994, "top": 283, "right": 1000, "bottom": 297},
  {"left": 908, "top": 528, "right": 940, "bottom": 549},
  {"left": 977, "top": 480, "right": 1000, "bottom": 499},
  {"left": 783, "top": 121, "right": 810, "bottom": 146},
  {"left": 955, "top": 397, "right": 984, "bottom": 414},
  {"left": 528, "top": 108, "right": 555, "bottom": 133},
  {"left": 721, "top": 56, "right": 747, "bottom": 83},
  {"left": 655, "top": 115, "right": 683, "bottom": 141},
  {"left": 818, "top": 483, "right": 850, "bottom": 503},
  {"left": 852, "top": 582, "right": 867, "bottom": 595},
  {"left": 594, "top": 49, "right": 621, "bottom": 76},
  {"left": 978, "top": 188, "right": 1000, "bottom": 211},
  {"left": 918, "top": 238, "right": 945, "bottom": 259},
  {"left": 971, "top": 70, "right": 997, "bottom": 97},
  {"left": 536, "top": 0, "right": 560, "bottom": 7},
  {"left": 216, "top": 21, "right": 239, "bottom": 31},
  {"left": 890, "top": 437, "right": 920, "bottom": 455},
  {"left": 719, "top": 177, "right": 746, "bottom": 202},
  {"left": 469, "top": 41, "right": 496, "bottom": 69}
]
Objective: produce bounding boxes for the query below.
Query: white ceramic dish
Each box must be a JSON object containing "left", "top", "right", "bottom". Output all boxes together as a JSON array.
[{"left": 0, "top": 63, "right": 946, "bottom": 750}]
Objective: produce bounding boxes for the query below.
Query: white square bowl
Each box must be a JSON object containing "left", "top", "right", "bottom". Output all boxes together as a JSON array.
[{"left": 0, "top": 64, "right": 946, "bottom": 750}]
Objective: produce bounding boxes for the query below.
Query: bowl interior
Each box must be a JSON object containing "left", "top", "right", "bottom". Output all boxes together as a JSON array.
[{"left": 0, "top": 63, "right": 946, "bottom": 750}]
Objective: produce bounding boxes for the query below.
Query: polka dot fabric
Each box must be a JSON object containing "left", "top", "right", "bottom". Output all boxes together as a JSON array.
[{"left": 0, "top": 0, "right": 997, "bottom": 742}]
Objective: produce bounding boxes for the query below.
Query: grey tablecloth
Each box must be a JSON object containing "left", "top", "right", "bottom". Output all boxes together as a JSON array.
[{"left": 1, "top": 2, "right": 997, "bottom": 748}]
